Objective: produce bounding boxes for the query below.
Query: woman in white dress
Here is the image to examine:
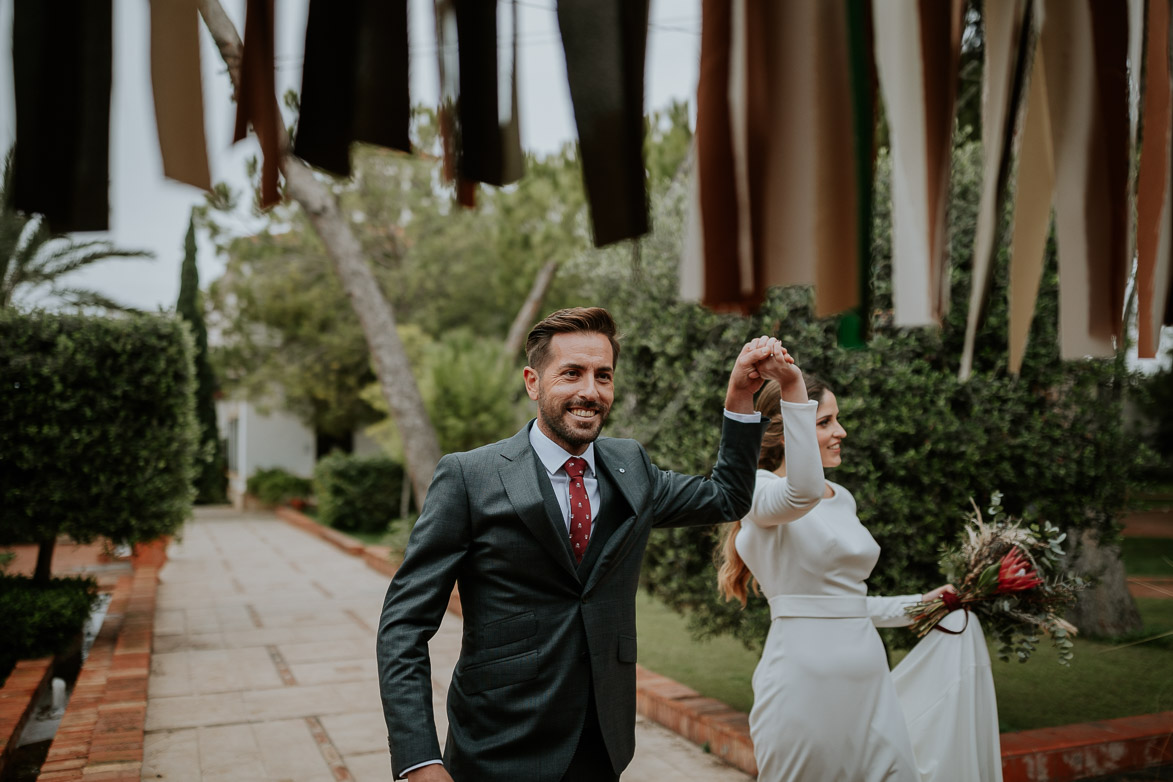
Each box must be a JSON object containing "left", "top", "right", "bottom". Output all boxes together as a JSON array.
[{"left": 716, "top": 358, "right": 1001, "bottom": 782}]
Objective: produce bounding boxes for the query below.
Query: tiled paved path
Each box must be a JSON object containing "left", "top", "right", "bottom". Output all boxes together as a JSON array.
[{"left": 143, "top": 509, "right": 750, "bottom": 781}]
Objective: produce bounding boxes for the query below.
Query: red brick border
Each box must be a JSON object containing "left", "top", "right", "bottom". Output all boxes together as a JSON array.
[
  {"left": 1000, "top": 712, "right": 1173, "bottom": 781},
  {"left": 0, "top": 656, "right": 54, "bottom": 777},
  {"left": 36, "top": 542, "right": 165, "bottom": 782}
]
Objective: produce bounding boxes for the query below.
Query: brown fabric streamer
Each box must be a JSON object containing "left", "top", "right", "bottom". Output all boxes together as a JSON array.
[
  {"left": 148, "top": 0, "right": 211, "bottom": 191},
  {"left": 694, "top": 0, "right": 759, "bottom": 311},
  {"left": 1137, "top": 0, "right": 1173, "bottom": 357},
  {"left": 233, "top": 0, "right": 282, "bottom": 209},
  {"left": 1088, "top": 0, "right": 1131, "bottom": 346}
]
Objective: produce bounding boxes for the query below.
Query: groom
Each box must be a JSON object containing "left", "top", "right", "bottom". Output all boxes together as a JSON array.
[{"left": 377, "top": 307, "right": 780, "bottom": 781}]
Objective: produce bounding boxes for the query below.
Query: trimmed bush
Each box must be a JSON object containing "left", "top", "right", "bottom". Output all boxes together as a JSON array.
[
  {"left": 246, "top": 467, "right": 313, "bottom": 507},
  {"left": 0, "top": 574, "right": 99, "bottom": 684},
  {"left": 314, "top": 452, "right": 407, "bottom": 534},
  {"left": 0, "top": 311, "right": 199, "bottom": 584}
]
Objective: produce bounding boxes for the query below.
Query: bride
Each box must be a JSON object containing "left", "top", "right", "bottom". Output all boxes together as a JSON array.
[{"left": 716, "top": 353, "right": 1002, "bottom": 781}]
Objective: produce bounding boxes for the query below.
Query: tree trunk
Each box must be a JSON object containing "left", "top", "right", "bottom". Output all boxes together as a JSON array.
[
  {"left": 33, "top": 536, "right": 56, "bottom": 586},
  {"left": 1065, "top": 527, "right": 1144, "bottom": 637},
  {"left": 198, "top": 0, "right": 442, "bottom": 505},
  {"left": 502, "top": 259, "right": 560, "bottom": 363}
]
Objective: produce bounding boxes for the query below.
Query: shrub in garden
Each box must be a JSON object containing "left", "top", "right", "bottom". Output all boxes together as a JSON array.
[
  {"left": 0, "top": 311, "right": 199, "bottom": 585},
  {"left": 314, "top": 452, "right": 407, "bottom": 534},
  {"left": 246, "top": 467, "right": 313, "bottom": 507},
  {"left": 0, "top": 574, "right": 99, "bottom": 684}
]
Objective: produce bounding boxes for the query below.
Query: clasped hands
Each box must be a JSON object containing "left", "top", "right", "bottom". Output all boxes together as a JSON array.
[{"left": 726, "top": 336, "right": 804, "bottom": 413}]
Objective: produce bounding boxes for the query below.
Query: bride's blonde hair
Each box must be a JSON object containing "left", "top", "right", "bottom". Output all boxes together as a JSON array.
[{"left": 716, "top": 375, "right": 829, "bottom": 606}]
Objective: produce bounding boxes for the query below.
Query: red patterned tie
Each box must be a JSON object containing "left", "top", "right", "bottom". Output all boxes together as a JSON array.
[{"left": 564, "top": 457, "right": 591, "bottom": 563}]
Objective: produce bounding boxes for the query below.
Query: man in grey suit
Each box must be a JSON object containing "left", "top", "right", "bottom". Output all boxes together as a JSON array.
[{"left": 378, "top": 307, "right": 789, "bottom": 781}]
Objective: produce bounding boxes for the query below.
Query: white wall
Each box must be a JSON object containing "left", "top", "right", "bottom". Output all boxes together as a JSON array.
[{"left": 217, "top": 399, "right": 315, "bottom": 504}]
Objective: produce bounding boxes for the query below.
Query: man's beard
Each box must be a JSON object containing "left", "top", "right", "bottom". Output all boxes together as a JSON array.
[{"left": 538, "top": 394, "right": 609, "bottom": 450}]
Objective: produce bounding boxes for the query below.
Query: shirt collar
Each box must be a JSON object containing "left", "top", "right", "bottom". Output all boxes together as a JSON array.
[{"left": 529, "top": 419, "right": 597, "bottom": 477}]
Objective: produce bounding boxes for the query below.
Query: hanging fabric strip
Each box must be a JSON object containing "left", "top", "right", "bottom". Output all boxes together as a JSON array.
[
  {"left": 841, "top": 0, "right": 876, "bottom": 348},
  {"left": 433, "top": 0, "right": 474, "bottom": 206},
  {"left": 919, "top": 0, "right": 965, "bottom": 323},
  {"left": 758, "top": 1, "right": 819, "bottom": 297},
  {"left": 296, "top": 0, "right": 411, "bottom": 177},
  {"left": 557, "top": 0, "right": 651, "bottom": 247},
  {"left": 11, "top": 0, "right": 112, "bottom": 232},
  {"left": 871, "top": 0, "right": 963, "bottom": 326},
  {"left": 1041, "top": 1, "right": 1118, "bottom": 359},
  {"left": 455, "top": 0, "right": 523, "bottom": 187},
  {"left": 727, "top": 0, "right": 765, "bottom": 302},
  {"left": 294, "top": 1, "right": 361, "bottom": 176},
  {"left": 681, "top": 0, "right": 758, "bottom": 311},
  {"left": 351, "top": 0, "right": 411, "bottom": 155},
  {"left": 811, "top": 1, "right": 862, "bottom": 319},
  {"left": 233, "top": 0, "right": 282, "bottom": 208},
  {"left": 1008, "top": 28, "right": 1055, "bottom": 375},
  {"left": 753, "top": 2, "right": 858, "bottom": 318},
  {"left": 1088, "top": 0, "right": 1131, "bottom": 346},
  {"left": 958, "top": 0, "right": 1031, "bottom": 380},
  {"left": 148, "top": 0, "right": 211, "bottom": 191},
  {"left": 1137, "top": 0, "right": 1173, "bottom": 357}
]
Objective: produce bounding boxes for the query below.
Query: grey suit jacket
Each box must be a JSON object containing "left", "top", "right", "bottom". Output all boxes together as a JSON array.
[{"left": 377, "top": 415, "right": 764, "bottom": 781}]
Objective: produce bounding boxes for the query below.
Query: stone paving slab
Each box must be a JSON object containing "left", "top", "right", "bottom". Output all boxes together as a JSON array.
[{"left": 144, "top": 510, "right": 750, "bottom": 781}]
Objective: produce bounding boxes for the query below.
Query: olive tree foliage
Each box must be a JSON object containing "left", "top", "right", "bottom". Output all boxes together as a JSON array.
[
  {"left": 204, "top": 109, "right": 602, "bottom": 453},
  {"left": 579, "top": 139, "right": 1143, "bottom": 649}
]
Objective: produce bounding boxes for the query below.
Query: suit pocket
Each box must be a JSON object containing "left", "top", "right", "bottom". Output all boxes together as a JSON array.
[
  {"left": 617, "top": 634, "right": 637, "bottom": 663},
  {"left": 481, "top": 611, "right": 537, "bottom": 649},
  {"left": 459, "top": 649, "right": 538, "bottom": 695}
]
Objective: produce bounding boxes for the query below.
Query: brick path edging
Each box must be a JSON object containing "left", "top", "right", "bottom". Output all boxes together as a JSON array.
[
  {"left": 36, "top": 541, "right": 165, "bottom": 782},
  {"left": 273, "top": 506, "right": 1173, "bottom": 782},
  {"left": 0, "top": 656, "right": 54, "bottom": 777}
]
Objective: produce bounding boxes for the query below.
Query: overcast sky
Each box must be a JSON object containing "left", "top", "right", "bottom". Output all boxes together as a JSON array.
[{"left": 0, "top": 0, "right": 702, "bottom": 311}]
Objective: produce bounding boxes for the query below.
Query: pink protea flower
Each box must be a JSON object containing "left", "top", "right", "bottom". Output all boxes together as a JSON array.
[{"left": 997, "top": 548, "right": 1043, "bottom": 593}]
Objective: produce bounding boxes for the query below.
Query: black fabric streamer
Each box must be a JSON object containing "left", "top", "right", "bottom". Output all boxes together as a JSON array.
[
  {"left": 294, "top": 0, "right": 410, "bottom": 177},
  {"left": 11, "top": 0, "right": 112, "bottom": 232},
  {"left": 557, "top": 0, "right": 651, "bottom": 247}
]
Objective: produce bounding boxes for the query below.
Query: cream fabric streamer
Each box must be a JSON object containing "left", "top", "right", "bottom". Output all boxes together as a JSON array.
[
  {"left": 872, "top": 0, "right": 963, "bottom": 327},
  {"left": 959, "top": 0, "right": 1029, "bottom": 380},
  {"left": 873, "top": 2, "right": 934, "bottom": 326},
  {"left": 1041, "top": 2, "right": 1118, "bottom": 359},
  {"left": 148, "top": 0, "right": 211, "bottom": 191},
  {"left": 1008, "top": 33, "right": 1055, "bottom": 375}
]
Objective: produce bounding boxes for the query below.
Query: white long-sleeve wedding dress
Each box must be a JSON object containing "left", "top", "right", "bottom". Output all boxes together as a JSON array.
[{"left": 736, "top": 399, "right": 1002, "bottom": 782}]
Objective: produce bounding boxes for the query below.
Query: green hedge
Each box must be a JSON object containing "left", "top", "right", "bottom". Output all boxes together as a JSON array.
[
  {"left": 0, "top": 311, "right": 198, "bottom": 581},
  {"left": 0, "top": 574, "right": 99, "bottom": 684},
  {"left": 577, "top": 140, "right": 1141, "bottom": 651},
  {"left": 314, "top": 452, "right": 407, "bottom": 534},
  {"left": 246, "top": 467, "right": 313, "bottom": 506}
]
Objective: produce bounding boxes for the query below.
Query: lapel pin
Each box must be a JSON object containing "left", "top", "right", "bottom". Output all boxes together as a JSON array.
[{"left": 618, "top": 468, "right": 625, "bottom": 474}]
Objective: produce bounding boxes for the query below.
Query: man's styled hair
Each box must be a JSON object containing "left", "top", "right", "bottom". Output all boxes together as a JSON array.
[{"left": 525, "top": 307, "right": 622, "bottom": 372}]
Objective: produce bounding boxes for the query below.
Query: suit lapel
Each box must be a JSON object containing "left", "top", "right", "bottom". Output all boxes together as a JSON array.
[
  {"left": 581, "top": 440, "right": 644, "bottom": 591},
  {"left": 499, "top": 424, "right": 578, "bottom": 581}
]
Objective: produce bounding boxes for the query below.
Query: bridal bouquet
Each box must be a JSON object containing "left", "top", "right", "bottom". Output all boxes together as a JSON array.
[{"left": 905, "top": 492, "right": 1086, "bottom": 665}]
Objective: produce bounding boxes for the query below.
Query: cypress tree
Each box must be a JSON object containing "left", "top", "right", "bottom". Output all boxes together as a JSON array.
[{"left": 177, "top": 215, "right": 227, "bottom": 503}]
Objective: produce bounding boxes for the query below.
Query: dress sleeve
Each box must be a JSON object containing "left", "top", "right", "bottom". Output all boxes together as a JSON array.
[
  {"left": 866, "top": 594, "right": 922, "bottom": 627},
  {"left": 744, "top": 399, "right": 825, "bottom": 528}
]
